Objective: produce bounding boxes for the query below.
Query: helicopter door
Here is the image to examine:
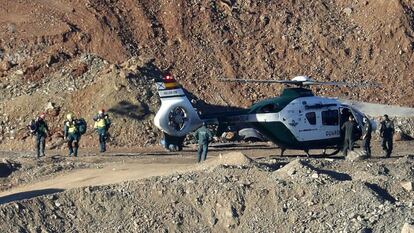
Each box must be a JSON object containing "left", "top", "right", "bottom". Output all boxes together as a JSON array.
[
  {"left": 339, "top": 107, "right": 362, "bottom": 139},
  {"left": 320, "top": 109, "right": 340, "bottom": 139},
  {"left": 349, "top": 107, "right": 364, "bottom": 139},
  {"left": 340, "top": 107, "right": 353, "bottom": 126}
]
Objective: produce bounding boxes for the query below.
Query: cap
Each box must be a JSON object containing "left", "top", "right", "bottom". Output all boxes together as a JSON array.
[{"left": 66, "top": 113, "right": 73, "bottom": 120}]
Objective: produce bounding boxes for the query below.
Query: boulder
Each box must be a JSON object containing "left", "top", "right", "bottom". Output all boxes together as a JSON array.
[
  {"left": 401, "top": 181, "right": 413, "bottom": 192},
  {"left": 394, "top": 131, "right": 405, "bottom": 141},
  {"left": 0, "top": 60, "right": 12, "bottom": 71},
  {"left": 401, "top": 223, "right": 414, "bottom": 233},
  {"left": 343, "top": 7, "right": 353, "bottom": 16},
  {"left": 346, "top": 150, "right": 367, "bottom": 162}
]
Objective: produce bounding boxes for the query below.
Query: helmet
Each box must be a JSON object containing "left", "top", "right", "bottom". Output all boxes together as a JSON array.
[
  {"left": 66, "top": 113, "right": 73, "bottom": 120},
  {"left": 98, "top": 109, "right": 105, "bottom": 115}
]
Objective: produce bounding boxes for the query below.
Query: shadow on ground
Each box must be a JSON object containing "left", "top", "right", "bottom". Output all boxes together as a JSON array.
[
  {"left": 0, "top": 188, "right": 64, "bottom": 205},
  {"left": 365, "top": 182, "right": 396, "bottom": 203}
]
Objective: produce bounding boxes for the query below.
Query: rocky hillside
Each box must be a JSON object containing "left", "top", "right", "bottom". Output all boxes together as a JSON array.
[{"left": 1, "top": 0, "right": 414, "bottom": 148}]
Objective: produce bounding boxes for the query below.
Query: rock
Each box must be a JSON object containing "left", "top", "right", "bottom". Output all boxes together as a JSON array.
[
  {"left": 15, "top": 70, "right": 24, "bottom": 75},
  {"left": 46, "top": 102, "right": 55, "bottom": 110},
  {"left": 9, "top": 130, "right": 16, "bottom": 140},
  {"left": 0, "top": 60, "right": 12, "bottom": 71},
  {"left": 346, "top": 150, "right": 367, "bottom": 162},
  {"left": 343, "top": 7, "right": 353, "bottom": 16},
  {"left": 55, "top": 201, "right": 61, "bottom": 207},
  {"left": 401, "top": 181, "right": 413, "bottom": 192},
  {"left": 311, "top": 173, "right": 319, "bottom": 179},
  {"left": 401, "top": 223, "right": 414, "bottom": 233},
  {"left": 394, "top": 132, "right": 405, "bottom": 141}
]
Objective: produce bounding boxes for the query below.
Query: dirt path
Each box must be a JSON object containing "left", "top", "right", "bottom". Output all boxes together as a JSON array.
[
  {"left": 1, "top": 140, "right": 412, "bottom": 205},
  {"left": 0, "top": 161, "right": 197, "bottom": 204}
]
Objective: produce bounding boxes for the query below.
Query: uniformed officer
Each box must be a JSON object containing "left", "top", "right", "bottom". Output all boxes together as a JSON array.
[
  {"left": 379, "top": 114, "right": 394, "bottom": 158},
  {"left": 362, "top": 117, "right": 372, "bottom": 157},
  {"left": 64, "top": 113, "right": 80, "bottom": 157},
  {"left": 93, "top": 109, "right": 111, "bottom": 153},
  {"left": 32, "top": 113, "right": 49, "bottom": 158},
  {"left": 193, "top": 122, "right": 213, "bottom": 163},
  {"left": 341, "top": 115, "right": 358, "bottom": 156}
]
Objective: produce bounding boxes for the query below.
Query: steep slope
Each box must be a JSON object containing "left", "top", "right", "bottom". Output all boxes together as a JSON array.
[{"left": 1, "top": 0, "right": 414, "bottom": 148}]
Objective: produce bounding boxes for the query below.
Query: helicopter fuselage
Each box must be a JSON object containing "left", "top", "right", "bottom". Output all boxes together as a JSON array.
[
  {"left": 207, "top": 88, "right": 365, "bottom": 150},
  {"left": 153, "top": 76, "right": 369, "bottom": 152}
]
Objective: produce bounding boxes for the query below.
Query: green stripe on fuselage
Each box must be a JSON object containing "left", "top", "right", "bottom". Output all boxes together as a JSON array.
[
  {"left": 249, "top": 88, "right": 313, "bottom": 114},
  {"left": 253, "top": 122, "right": 342, "bottom": 150}
]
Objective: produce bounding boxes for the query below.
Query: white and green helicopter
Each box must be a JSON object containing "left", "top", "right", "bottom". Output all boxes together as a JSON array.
[{"left": 154, "top": 75, "right": 375, "bottom": 156}]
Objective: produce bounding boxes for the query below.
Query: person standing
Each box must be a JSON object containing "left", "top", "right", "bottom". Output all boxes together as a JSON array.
[
  {"left": 193, "top": 122, "right": 213, "bottom": 163},
  {"left": 93, "top": 109, "right": 111, "bottom": 153},
  {"left": 31, "top": 113, "right": 49, "bottom": 158},
  {"left": 341, "top": 115, "right": 358, "bottom": 156},
  {"left": 362, "top": 117, "right": 372, "bottom": 157},
  {"left": 380, "top": 114, "right": 394, "bottom": 158},
  {"left": 64, "top": 113, "right": 80, "bottom": 157}
]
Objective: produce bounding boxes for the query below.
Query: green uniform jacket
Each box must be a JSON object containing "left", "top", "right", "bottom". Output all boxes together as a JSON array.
[
  {"left": 341, "top": 120, "right": 358, "bottom": 140},
  {"left": 380, "top": 120, "right": 394, "bottom": 138},
  {"left": 194, "top": 126, "right": 213, "bottom": 145}
]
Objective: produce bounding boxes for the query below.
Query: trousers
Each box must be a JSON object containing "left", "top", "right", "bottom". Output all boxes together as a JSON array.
[
  {"left": 36, "top": 134, "right": 46, "bottom": 157},
  {"left": 197, "top": 143, "right": 208, "bottom": 162}
]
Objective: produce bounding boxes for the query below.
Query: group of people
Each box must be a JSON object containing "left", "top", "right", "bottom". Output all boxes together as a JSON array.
[
  {"left": 30, "top": 110, "right": 395, "bottom": 161},
  {"left": 342, "top": 114, "right": 395, "bottom": 158},
  {"left": 29, "top": 109, "right": 111, "bottom": 158}
]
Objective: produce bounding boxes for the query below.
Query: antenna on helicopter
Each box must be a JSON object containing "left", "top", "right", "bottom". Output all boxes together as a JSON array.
[{"left": 219, "top": 76, "right": 378, "bottom": 87}]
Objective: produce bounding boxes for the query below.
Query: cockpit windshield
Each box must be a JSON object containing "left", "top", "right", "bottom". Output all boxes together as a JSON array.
[{"left": 349, "top": 107, "right": 365, "bottom": 126}]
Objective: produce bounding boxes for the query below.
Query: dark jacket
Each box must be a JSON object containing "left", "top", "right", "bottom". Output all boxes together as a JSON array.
[
  {"left": 362, "top": 121, "right": 372, "bottom": 139},
  {"left": 341, "top": 120, "right": 358, "bottom": 139},
  {"left": 380, "top": 120, "right": 394, "bottom": 138},
  {"left": 194, "top": 126, "right": 213, "bottom": 145},
  {"left": 34, "top": 118, "right": 49, "bottom": 137}
]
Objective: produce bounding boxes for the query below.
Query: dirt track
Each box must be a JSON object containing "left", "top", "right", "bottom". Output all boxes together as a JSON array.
[
  {"left": 0, "top": 142, "right": 413, "bottom": 232},
  {"left": 0, "top": 140, "right": 412, "bottom": 205}
]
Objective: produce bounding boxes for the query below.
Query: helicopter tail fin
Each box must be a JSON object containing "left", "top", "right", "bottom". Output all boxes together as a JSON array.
[{"left": 153, "top": 75, "right": 202, "bottom": 137}]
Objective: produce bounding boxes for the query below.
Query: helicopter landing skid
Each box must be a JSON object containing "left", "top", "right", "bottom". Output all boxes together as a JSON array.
[{"left": 304, "top": 148, "right": 341, "bottom": 157}]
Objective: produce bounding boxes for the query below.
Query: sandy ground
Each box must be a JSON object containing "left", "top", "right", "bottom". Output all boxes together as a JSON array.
[{"left": 0, "top": 140, "right": 412, "bottom": 205}]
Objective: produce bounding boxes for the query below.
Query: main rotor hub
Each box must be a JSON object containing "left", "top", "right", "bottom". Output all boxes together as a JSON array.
[{"left": 291, "top": 76, "right": 312, "bottom": 82}]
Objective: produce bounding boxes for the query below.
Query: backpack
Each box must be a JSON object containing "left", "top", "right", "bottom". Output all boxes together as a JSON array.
[
  {"left": 28, "top": 119, "right": 37, "bottom": 134},
  {"left": 105, "top": 116, "right": 111, "bottom": 130},
  {"left": 76, "top": 118, "right": 87, "bottom": 135}
]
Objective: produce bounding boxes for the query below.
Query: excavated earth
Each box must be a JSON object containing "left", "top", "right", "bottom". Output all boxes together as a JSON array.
[
  {"left": 0, "top": 145, "right": 413, "bottom": 233},
  {"left": 1, "top": 0, "right": 414, "bottom": 149},
  {"left": 1, "top": 0, "right": 414, "bottom": 232}
]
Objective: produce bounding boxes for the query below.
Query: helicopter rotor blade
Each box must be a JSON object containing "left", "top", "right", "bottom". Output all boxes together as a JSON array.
[
  {"left": 218, "top": 78, "right": 300, "bottom": 85},
  {"left": 306, "top": 81, "right": 379, "bottom": 87},
  {"left": 219, "top": 78, "right": 379, "bottom": 88}
]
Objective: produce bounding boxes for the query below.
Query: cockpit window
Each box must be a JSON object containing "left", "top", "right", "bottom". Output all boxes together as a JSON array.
[
  {"left": 306, "top": 112, "right": 316, "bottom": 125},
  {"left": 260, "top": 104, "right": 276, "bottom": 113},
  {"left": 322, "top": 110, "right": 339, "bottom": 125},
  {"left": 350, "top": 107, "right": 364, "bottom": 125}
]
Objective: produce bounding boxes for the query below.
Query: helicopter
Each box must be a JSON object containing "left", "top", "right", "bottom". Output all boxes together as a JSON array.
[{"left": 153, "top": 74, "right": 376, "bottom": 156}]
